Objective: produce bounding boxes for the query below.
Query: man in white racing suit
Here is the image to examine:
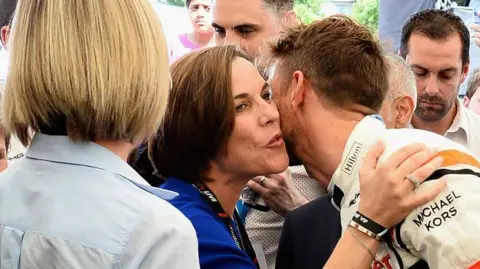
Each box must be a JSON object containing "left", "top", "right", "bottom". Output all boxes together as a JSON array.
[
  {"left": 330, "top": 115, "right": 480, "bottom": 269},
  {"left": 269, "top": 15, "right": 480, "bottom": 269}
]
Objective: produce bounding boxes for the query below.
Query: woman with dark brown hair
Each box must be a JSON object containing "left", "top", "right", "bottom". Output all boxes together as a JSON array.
[{"left": 150, "top": 45, "right": 289, "bottom": 269}]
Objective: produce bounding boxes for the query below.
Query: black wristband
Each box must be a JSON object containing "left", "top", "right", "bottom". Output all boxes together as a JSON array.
[{"left": 352, "top": 211, "right": 388, "bottom": 236}]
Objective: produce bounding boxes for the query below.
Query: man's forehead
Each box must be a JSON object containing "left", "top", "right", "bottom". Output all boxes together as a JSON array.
[{"left": 212, "top": 0, "right": 270, "bottom": 27}]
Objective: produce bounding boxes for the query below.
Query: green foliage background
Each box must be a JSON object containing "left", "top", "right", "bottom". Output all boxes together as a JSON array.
[
  {"left": 165, "top": 0, "right": 185, "bottom": 7},
  {"left": 294, "top": 0, "right": 326, "bottom": 24},
  {"left": 160, "top": 0, "right": 380, "bottom": 33},
  {"left": 352, "top": 0, "right": 379, "bottom": 34}
]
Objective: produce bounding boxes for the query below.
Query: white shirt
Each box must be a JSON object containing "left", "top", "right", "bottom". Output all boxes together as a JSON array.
[
  {"left": 330, "top": 116, "right": 480, "bottom": 269},
  {"left": 409, "top": 99, "right": 480, "bottom": 157},
  {"left": 0, "top": 134, "right": 200, "bottom": 269},
  {"left": 245, "top": 166, "right": 326, "bottom": 269}
]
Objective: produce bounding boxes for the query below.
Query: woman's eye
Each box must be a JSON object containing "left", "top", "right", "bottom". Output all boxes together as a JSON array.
[
  {"left": 235, "top": 103, "right": 248, "bottom": 113},
  {"left": 262, "top": 89, "right": 273, "bottom": 101}
]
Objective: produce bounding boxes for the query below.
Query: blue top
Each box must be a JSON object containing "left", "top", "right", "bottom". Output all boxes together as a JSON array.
[{"left": 162, "top": 177, "right": 257, "bottom": 269}]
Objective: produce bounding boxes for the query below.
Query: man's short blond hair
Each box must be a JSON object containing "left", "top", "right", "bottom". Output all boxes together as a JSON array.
[{"left": 3, "top": 0, "right": 170, "bottom": 146}]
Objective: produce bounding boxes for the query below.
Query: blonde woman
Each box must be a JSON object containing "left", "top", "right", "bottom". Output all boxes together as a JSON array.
[{"left": 0, "top": 0, "right": 199, "bottom": 268}]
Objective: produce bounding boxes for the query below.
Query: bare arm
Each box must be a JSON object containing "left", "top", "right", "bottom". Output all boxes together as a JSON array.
[{"left": 324, "top": 228, "right": 380, "bottom": 269}]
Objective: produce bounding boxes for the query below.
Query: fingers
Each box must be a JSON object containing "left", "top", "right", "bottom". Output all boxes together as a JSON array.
[
  {"left": 395, "top": 147, "right": 439, "bottom": 180},
  {"left": 246, "top": 180, "right": 268, "bottom": 197},
  {"left": 404, "top": 156, "right": 443, "bottom": 190},
  {"left": 384, "top": 143, "right": 427, "bottom": 169},
  {"left": 362, "top": 140, "right": 386, "bottom": 172},
  {"left": 408, "top": 179, "right": 447, "bottom": 208}
]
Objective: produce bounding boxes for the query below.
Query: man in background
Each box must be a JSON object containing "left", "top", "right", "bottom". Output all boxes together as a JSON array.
[
  {"left": 212, "top": 0, "right": 297, "bottom": 58},
  {"left": 400, "top": 9, "right": 480, "bottom": 156},
  {"left": 168, "top": 0, "right": 213, "bottom": 64},
  {"left": 464, "top": 68, "right": 480, "bottom": 114}
]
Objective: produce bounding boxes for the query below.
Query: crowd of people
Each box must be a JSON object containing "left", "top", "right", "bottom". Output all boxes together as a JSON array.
[{"left": 1, "top": 0, "right": 480, "bottom": 268}]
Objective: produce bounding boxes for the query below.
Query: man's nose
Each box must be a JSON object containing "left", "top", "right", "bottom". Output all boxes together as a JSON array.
[
  {"left": 223, "top": 31, "right": 242, "bottom": 46},
  {"left": 425, "top": 74, "right": 440, "bottom": 96}
]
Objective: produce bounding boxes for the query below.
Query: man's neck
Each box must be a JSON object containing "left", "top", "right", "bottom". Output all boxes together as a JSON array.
[
  {"left": 297, "top": 113, "right": 363, "bottom": 190},
  {"left": 187, "top": 31, "right": 212, "bottom": 48},
  {"left": 411, "top": 102, "right": 458, "bottom": 135},
  {"left": 204, "top": 168, "right": 249, "bottom": 218}
]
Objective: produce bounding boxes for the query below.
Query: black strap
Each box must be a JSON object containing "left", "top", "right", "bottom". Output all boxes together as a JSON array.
[
  {"left": 194, "top": 183, "right": 260, "bottom": 268},
  {"left": 352, "top": 211, "right": 388, "bottom": 236}
]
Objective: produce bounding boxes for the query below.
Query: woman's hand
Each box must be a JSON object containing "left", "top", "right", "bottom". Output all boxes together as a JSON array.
[{"left": 358, "top": 141, "right": 446, "bottom": 229}]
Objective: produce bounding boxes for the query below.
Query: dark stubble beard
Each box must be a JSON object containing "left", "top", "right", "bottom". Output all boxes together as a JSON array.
[{"left": 415, "top": 88, "right": 458, "bottom": 122}]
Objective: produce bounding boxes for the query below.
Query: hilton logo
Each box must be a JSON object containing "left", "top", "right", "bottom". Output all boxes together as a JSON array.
[{"left": 341, "top": 142, "right": 362, "bottom": 175}]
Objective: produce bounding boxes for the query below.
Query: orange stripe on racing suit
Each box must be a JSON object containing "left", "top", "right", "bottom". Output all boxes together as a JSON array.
[{"left": 436, "top": 150, "right": 480, "bottom": 168}]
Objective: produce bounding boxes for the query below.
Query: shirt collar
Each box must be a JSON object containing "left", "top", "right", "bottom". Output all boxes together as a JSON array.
[
  {"left": 446, "top": 99, "right": 469, "bottom": 141},
  {"left": 162, "top": 177, "right": 200, "bottom": 199},
  {"left": 26, "top": 133, "right": 178, "bottom": 200},
  {"left": 407, "top": 99, "right": 469, "bottom": 142},
  {"left": 327, "top": 116, "right": 387, "bottom": 208}
]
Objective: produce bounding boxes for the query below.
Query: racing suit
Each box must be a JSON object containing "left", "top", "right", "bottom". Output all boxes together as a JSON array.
[{"left": 328, "top": 115, "right": 480, "bottom": 269}]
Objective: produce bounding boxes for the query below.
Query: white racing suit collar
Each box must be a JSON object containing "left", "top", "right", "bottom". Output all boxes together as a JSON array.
[{"left": 327, "top": 115, "right": 387, "bottom": 210}]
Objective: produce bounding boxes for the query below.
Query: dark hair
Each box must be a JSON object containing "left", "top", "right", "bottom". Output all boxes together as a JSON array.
[
  {"left": 263, "top": 0, "right": 293, "bottom": 12},
  {"left": 466, "top": 68, "right": 480, "bottom": 99},
  {"left": 186, "top": 0, "right": 212, "bottom": 8},
  {"left": 149, "top": 45, "right": 252, "bottom": 183},
  {"left": 0, "top": 0, "right": 16, "bottom": 29},
  {"left": 270, "top": 15, "right": 388, "bottom": 112},
  {"left": 400, "top": 9, "right": 470, "bottom": 66},
  {"left": 1, "top": 128, "right": 10, "bottom": 155}
]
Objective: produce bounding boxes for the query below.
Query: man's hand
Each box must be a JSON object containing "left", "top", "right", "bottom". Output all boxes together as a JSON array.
[{"left": 246, "top": 168, "right": 309, "bottom": 217}]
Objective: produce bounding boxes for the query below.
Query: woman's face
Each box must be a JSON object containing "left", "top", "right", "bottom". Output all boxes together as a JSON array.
[{"left": 215, "top": 57, "right": 289, "bottom": 178}]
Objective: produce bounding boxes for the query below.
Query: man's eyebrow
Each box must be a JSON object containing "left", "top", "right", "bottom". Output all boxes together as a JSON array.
[
  {"left": 233, "top": 23, "right": 259, "bottom": 28},
  {"left": 212, "top": 22, "right": 260, "bottom": 30},
  {"left": 410, "top": 64, "right": 427, "bottom": 70},
  {"left": 211, "top": 22, "right": 224, "bottom": 29},
  {"left": 439, "top": 67, "right": 457, "bottom": 73}
]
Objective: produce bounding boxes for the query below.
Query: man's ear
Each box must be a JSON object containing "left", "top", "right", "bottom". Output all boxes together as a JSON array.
[
  {"left": 464, "top": 96, "right": 470, "bottom": 108},
  {"left": 290, "top": 71, "right": 306, "bottom": 113},
  {"left": 461, "top": 63, "right": 470, "bottom": 84},
  {"left": 1, "top": 26, "right": 10, "bottom": 48},
  {"left": 283, "top": 10, "right": 298, "bottom": 26},
  {"left": 393, "top": 95, "right": 415, "bottom": 128}
]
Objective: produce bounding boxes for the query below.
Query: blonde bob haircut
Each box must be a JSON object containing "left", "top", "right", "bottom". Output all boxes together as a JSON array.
[{"left": 3, "top": 0, "right": 170, "bottom": 146}]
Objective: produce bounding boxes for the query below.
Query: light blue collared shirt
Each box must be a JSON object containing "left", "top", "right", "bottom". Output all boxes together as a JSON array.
[{"left": 0, "top": 134, "right": 200, "bottom": 269}]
